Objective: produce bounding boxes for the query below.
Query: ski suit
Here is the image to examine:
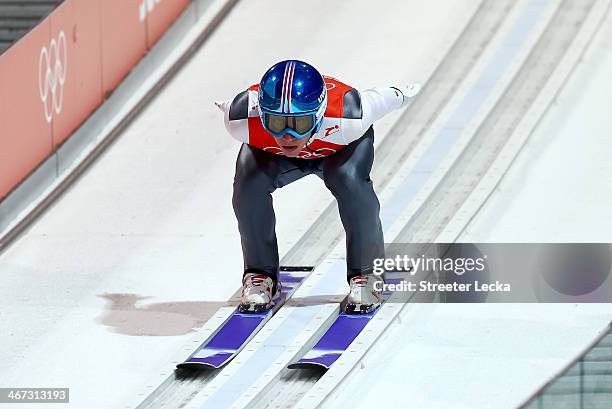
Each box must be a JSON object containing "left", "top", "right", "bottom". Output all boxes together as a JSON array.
[{"left": 220, "top": 76, "right": 404, "bottom": 286}]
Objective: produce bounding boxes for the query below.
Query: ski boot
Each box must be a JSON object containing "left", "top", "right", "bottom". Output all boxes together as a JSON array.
[
  {"left": 345, "top": 274, "right": 383, "bottom": 314},
  {"left": 239, "top": 272, "right": 280, "bottom": 313}
]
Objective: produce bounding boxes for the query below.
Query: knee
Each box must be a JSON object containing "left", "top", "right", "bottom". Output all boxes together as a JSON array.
[
  {"left": 323, "top": 165, "right": 366, "bottom": 194},
  {"left": 233, "top": 170, "right": 273, "bottom": 203},
  {"left": 233, "top": 160, "right": 276, "bottom": 215}
]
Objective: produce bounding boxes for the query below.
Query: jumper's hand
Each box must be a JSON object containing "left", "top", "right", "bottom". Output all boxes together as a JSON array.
[
  {"left": 399, "top": 83, "right": 422, "bottom": 106},
  {"left": 214, "top": 100, "right": 230, "bottom": 113}
]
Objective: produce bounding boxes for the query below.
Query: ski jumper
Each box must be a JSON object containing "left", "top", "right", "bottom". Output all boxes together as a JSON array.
[{"left": 222, "top": 76, "right": 404, "bottom": 284}]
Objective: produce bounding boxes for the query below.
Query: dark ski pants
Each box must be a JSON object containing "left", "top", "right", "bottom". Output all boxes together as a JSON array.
[{"left": 232, "top": 126, "right": 384, "bottom": 287}]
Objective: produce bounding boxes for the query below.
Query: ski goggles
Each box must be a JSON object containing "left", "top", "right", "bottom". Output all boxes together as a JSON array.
[{"left": 261, "top": 112, "right": 317, "bottom": 139}]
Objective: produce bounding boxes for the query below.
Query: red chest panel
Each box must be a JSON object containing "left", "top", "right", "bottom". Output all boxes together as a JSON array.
[
  {"left": 322, "top": 77, "right": 353, "bottom": 118},
  {"left": 246, "top": 77, "right": 352, "bottom": 159}
]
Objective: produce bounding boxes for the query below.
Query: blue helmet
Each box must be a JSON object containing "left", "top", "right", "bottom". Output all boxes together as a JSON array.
[{"left": 258, "top": 60, "right": 327, "bottom": 139}]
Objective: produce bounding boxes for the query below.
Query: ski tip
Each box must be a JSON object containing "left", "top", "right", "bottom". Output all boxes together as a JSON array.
[
  {"left": 287, "top": 361, "right": 330, "bottom": 371},
  {"left": 176, "top": 361, "right": 223, "bottom": 370}
]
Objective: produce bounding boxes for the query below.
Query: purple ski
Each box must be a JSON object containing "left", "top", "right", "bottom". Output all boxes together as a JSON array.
[
  {"left": 287, "top": 311, "right": 375, "bottom": 369},
  {"left": 287, "top": 272, "right": 403, "bottom": 370},
  {"left": 178, "top": 267, "right": 311, "bottom": 369}
]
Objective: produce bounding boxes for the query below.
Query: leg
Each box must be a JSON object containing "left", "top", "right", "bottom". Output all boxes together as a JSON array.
[
  {"left": 232, "top": 144, "right": 311, "bottom": 287},
  {"left": 320, "top": 127, "right": 385, "bottom": 280}
]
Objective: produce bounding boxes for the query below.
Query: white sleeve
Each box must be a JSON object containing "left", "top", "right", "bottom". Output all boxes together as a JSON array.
[
  {"left": 217, "top": 96, "right": 249, "bottom": 143},
  {"left": 342, "top": 87, "right": 404, "bottom": 144},
  {"left": 360, "top": 87, "right": 403, "bottom": 129}
]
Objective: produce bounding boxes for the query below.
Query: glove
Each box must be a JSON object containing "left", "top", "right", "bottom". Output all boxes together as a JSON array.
[
  {"left": 214, "top": 100, "right": 230, "bottom": 113},
  {"left": 394, "top": 83, "right": 422, "bottom": 107}
]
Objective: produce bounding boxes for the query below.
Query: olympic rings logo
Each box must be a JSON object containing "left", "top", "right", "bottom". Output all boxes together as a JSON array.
[
  {"left": 263, "top": 146, "right": 286, "bottom": 155},
  {"left": 38, "top": 31, "right": 68, "bottom": 123},
  {"left": 263, "top": 146, "right": 337, "bottom": 159}
]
